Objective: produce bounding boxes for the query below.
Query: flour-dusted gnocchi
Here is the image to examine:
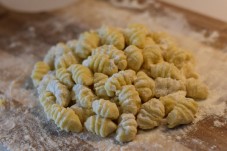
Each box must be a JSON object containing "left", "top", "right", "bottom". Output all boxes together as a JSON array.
[
  {"left": 105, "top": 70, "right": 136, "bottom": 97},
  {"left": 31, "top": 61, "right": 50, "bottom": 87},
  {"left": 92, "top": 45, "right": 127, "bottom": 70},
  {"left": 154, "top": 77, "right": 186, "bottom": 98},
  {"left": 142, "top": 45, "right": 163, "bottom": 70},
  {"left": 164, "top": 46, "right": 194, "bottom": 69},
  {"left": 116, "top": 85, "right": 141, "bottom": 115},
  {"left": 98, "top": 26, "right": 125, "bottom": 50},
  {"left": 82, "top": 54, "right": 118, "bottom": 76},
  {"left": 56, "top": 68, "right": 74, "bottom": 89},
  {"left": 92, "top": 99, "right": 119, "bottom": 119},
  {"left": 93, "top": 73, "right": 109, "bottom": 99},
  {"left": 186, "top": 78, "right": 208, "bottom": 99},
  {"left": 124, "top": 45, "right": 143, "bottom": 71},
  {"left": 50, "top": 104, "right": 83, "bottom": 132},
  {"left": 39, "top": 91, "right": 56, "bottom": 119},
  {"left": 70, "top": 104, "right": 95, "bottom": 123},
  {"left": 76, "top": 31, "right": 100, "bottom": 59},
  {"left": 150, "top": 32, "right": 176, "bottom": 50},
  {"left": 55, "top": 52, "right": 78, "bottom": 69},
  {"left": 137, "top": 98, "right": 165, "bottom": 129},
  {"left": 134, "top": 71, "right": 155, "bottom": 102},
  {"left": 124, "top": 24, "right": 149, "bottom": 49},
  {"left": 85, "top": 115, "right": 117, "bottom": 137},
  {"left": 167, "top": 98, "right": 198, "bottom": 128},
  {"left": 150, "top": 62, "right": 183, "bottom": 80},
  {"left": 68, "top": 64, "right": 94, "bottom": 86},
  {"left": 144, "top": 36, "right": 156, "bottom": 48},
  {"left": 160, "top": 91, "right": 186, "bottom": 116},
  {"left": 44, "top": 43, "right": 71, "bottom": 69},
  {"left": 116, "top": 113, "right": 137, "bottom": 143},
  {"left": 71, "top": 84, "right": 96, "bottom": 108},
  {"left": 46, "top": 79, "right": 70, "bottom": 107},
  {"left": 37, "top": 73, "right": 56, "bottom": 95},
  {"left": 181, "top": 63, "right": 199, "bottom": 79}
]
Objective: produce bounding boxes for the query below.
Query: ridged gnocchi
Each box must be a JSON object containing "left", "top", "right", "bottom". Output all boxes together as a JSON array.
[
  {"left": 54, "top": 52, "right": 78, "bottom": 69},
  {"left": 46, "top": 79, "right": 70, "bottom": 107},
  {"left": 71, "top": 84, "right": 96, "bottom": 108},
  {"left": 68, "top": 64, "right": 94, "bottom": 86},
  {"left": 167, "top": 98, "right": 198, "bottom": 128},
  {"left": 142, "top": 45, "right": 163, "bottom": 70},
  {"left": 76, "top": 31, "right": 100, "bottom": 59},
  {"left": 150, "top": 62, "right": 183, "bottom": 80},
  {"left": 134, "top": 71, "right": 155, "bottom": 102},
  {"left": 92, "top": 99, "right": 119, "bottom": 119},
  {"left": 85, "top": 115, "right": 117, "bottom": 137},
  {"left": 98, "top": 26, "right": 125, "bottom": 50},
  {"left": 181, "top": 63, "right": 199, "bottom": 79},
  {"left": 92, "top": 45, "right": 127, "bottom": 70},
  {"left": 50, "top": 104, "right": 83, "bottom": 132},
  {"left": 31, "top": 61, "right": 50, "bottom": 87},
  {"left": 70, "top": 104, "right": 94, "bottom": 123},
  {"left": 186, "top": 78, "right": 208, "bottom": 99},
  {"left": 105, "top": 70, "right": 136, "bottom": 97},
  {"left": 116, "top": 113, "right": 137, "bottom": 143},
  {"left": 93, "top": 73, "right": 109, "bottom": 99},
  {"left": 124, "top": 45, "right": 143, "bottom": 71},
  {"left": 56, "top": 68, "right": 74, "bottom": 89},
  {"left": 150, "top": 32, "right": 176, "bottom": 50},
  {"left": 116, "top": 85, "right": 141, "bottom": 115},
  {"left": 82, "top": 54, "right": 118, "bottom": 76},
  {"left": 124, "top": 24, "right": 148, "bottom": 49},
  {"left": 154, "top": 77, "right": 186, "bottom": 98},
  {"left": 137, "top": 98, "right": 165, "bottom": 129},
  {"left": 37, "top": 73, "right": 56, "bottom": 95}
]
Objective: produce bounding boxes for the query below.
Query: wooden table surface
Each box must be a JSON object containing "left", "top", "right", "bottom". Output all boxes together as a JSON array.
[{"left": 0, "top": 0, "right": 226, "bottom": 150}]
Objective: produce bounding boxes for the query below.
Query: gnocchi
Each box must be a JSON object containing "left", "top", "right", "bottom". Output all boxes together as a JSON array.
[
  {"left": 93, "top": 73, "right": 109, "bottom": 99},
  {"left": 56, "top": 68, "right": 74, "bottom": 89},
  {"left": 186, "top": 78, "right": 208, "bottom": 99}
]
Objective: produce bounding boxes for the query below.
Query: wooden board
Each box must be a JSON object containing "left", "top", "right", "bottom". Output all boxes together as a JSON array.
[{"left": 0, "top": 0, "right": 226, "bottom": 150}]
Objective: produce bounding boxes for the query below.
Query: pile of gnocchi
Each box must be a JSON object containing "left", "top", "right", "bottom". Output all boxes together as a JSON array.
[{"left": 31, "top": 24, "right": 208, "bottom": 143}]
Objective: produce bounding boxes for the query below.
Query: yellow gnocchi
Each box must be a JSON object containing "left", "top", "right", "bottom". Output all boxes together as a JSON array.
[
  {"left": 98, "top": 26, "right": 125, "bottom": 50},
  {"left": 56, "top": 68, "right": 74, "bottom": 89},
  {"left": 116, "top": 113, "right": 137, "bottom": 143},
  {"left": 124, "top": 45, "right": 143, "bottom": 71},
  {"left": 92, "top": 45, "right": 127, "bottom": 70},
  {"left": 54, "top": 52, "right": 78, "bottom": 69},
  {"left": 134, "top": 71, "right": 155, "bottom": 102},
  {"left": 137, "top": 98, "right": 165, "bottom": 129},
  {"left": 150, "top": 32, "right": 176, "bottom": 50},
  {"left": 93, "top": 73, "right": 109, "bottom": 99},
  {"left": 186, "top": 78, "right": 208, "bottom": 99},
  {"left": 82, "top": 54, "right": 118, "bottom": 76},
  {"left": 85, "top": 115, "right": 117, "bottom": 137}
]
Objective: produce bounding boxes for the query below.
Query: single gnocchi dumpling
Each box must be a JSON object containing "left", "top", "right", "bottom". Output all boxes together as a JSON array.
[
  {"left": 160, "top": 91, "right": 186, "bottom": 116},
  {"left": 37, "top": 73, "right": 56, "bottom": 95},
  {"left": 150, "top": 62, "right": 183, "bottom": 80},
  {"left": 124, "top": 45, "right": 143, "bottom": 71},
  {"left": 68, "top": 64, "right": 94, "bottom": 86},
  {"left": 92, "top": 45, "right": 127, "bottom": 70},
  {"left": 44, "top": 43, "right": 72, "bottom": 70},
  {"left": 93, "top": 73, "right": 109, "bottom": 99},
  {"left": 71, "top": 84, "right": 96, "bottom": 108},
  {"left": 186, "top": 78, "right": 208, "bottom": 99},
  {"left": 85, "top": 115, "right": 117, "bottom": 137},
  {"left": 164, "top": 46, "right": 194, "bottom": 69},
  {"left": 142, "top": 45, "right": 163, "bottom": 70},
  {"left": 181, "top": 63, "right": 199, "bottom": 79},
  {"left": 124, "top": 24, "right": 149, "bottom": 49},
  {"left": 92, "top": 99, "right": 119, "bottom": 119},
  {"left": 116, "top": 85, "right": 141, "bottom": 115},
  {"left": 82, "top": 54, "right": 118, "bottom": 76},
  {"left": 56, "top": 68, "right": 74, "bottom": 89},
  {"left": 39, "top": 91, "right": 56, "bottom": 119},
  {"left": 154, "top": 77, "right": 186, "bottom": 98},
  {"left": 66, "top": 39, "right": 83, "bottom": 63},
  {"left": 46, "top": 79, "right": 70, "bottom": 107},
  {"left": 98, "top": 26, "right": 125, "bottom": 50},
  {"left": 134, "top": 71, "right": 155, "bottom": 102},
  {"left": 116, "top": 113, "right": 137, "bottom": 143},
  {"left": 137, "top": 98, "right": 165, "bottom": 129},
  {"left": 54, "top": 52, "right": 78, "bottom": 69},
  {"left": 144, "top": 36, "right": 156, "bottom": 48},
  {"left": 50, "top": 104, "right": 83, "bottom": 132},
  {"left": 105, "top": 70, "right": 136, "bottom": 97},
  {"left": 150, "top": 32, "right": 176, "bottom": 50},
  {"left": 31, "top": 61, "right": 50, "bottom": 87},
  {"left": 167, "top": 98, "right": 198, "bottom": 128},
  {"left": 70, "top": 104, "right": 95, "bottom": 123},
  {"left": 76, "top": 31, "right": 100, "bottom": 59}
]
